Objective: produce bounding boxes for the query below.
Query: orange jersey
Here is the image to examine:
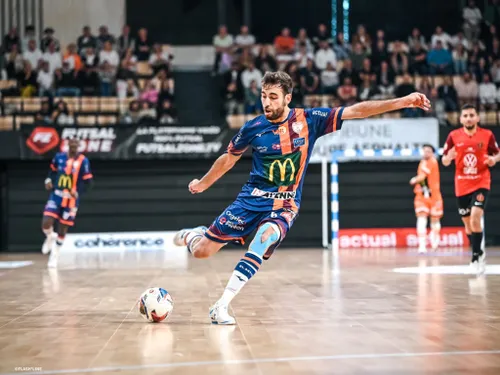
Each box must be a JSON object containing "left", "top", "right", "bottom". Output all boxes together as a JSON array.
[
  {"left": 414, "top": 157, "right": 441, "bottom": 200},
  {"left": 443, "top": 127, "right": 499, "bottom": 196}
]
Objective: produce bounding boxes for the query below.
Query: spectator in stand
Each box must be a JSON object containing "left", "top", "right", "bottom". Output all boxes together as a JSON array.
[
  {"left": 490, "top": 59, "right": 500, "bottom": 85},
  {"left": 295, "top": 28, "right": 314, "bottom": 54},
  {"left": 37, "top": 61, "right": 54, "bottom": 98},
  {"left": 79, "top": 65, "right": 101, "bottom": 96},
  {"left": 241, "top": 61, "right": 262, "bottom": 89},
  {"left": 42, "top": 41, "right": 62, "bottom": 74},
  {"left": 255, "top": 45, "right": 277, "bottom": 73},
  {"left": 321, "top": 62, "right": 338, "bottom": 95},
  {"left": 315, "top": 40, "right": 337, "bottom": 71},
  {"left": 337, "top": 77, "right": 357, "bottom": 106},
  {"left": 455, "top": 71, "right": 479, "bottom": 107},
  {"left": 99, "top": 41, "right": 119, "bottom": 70},
  {"left": 408, "top": 28, "right": 426, "bottom": 51},
  {"left": 468, "top": 42, "right": 486, "bottom": 72},
  {"left": 409, "top": 40, "right": 428, "bottom": 75},
  {"left": 485, "top": 25, "right": 498, "bottom": 52},
  {"left": 136, "top": 28, "right": 152, "bottom": 62},
  {"left": 157, "top": 70, "right": 175, "bottom": 102},
  {"left": 222, "top": 61, "right": 244, "bottom": 114},
  {"left": 313, "top": 24, "right": 333, "bottom": 51},
  {"left": 17, "top": 61, "right": 37, "bottom": 97},
  {"left": 479, "top": 73, "right": 497, "bottom": 110},
  {"left": 235, "top": 25, "right": 256, "bottom": 51},
  {"left": 350, "top": 42, "right": 367, "bottom": 72},
  {"left": 138, "top": 101, "right": 157, "bottom": 122},
  {"left": 474, "top": 57, "right": 489, "bottom": 83},
  {"left": 489, "top": 38, "right": 500, "bottom": 63},
  {"left": 451, "top": 31, "right": 471, "bottom": 51},
  {"left": 158, "top": 98, "right": 178, "bottom": 124},
  {"left": 339, "top": 59, "right": 356, "bottom": 86},
  {"left": 300, "top": 58, "right": 319, "bottom": 95},
  {"left": 36, "top": 100, "right": 53, "bottom": 123},
  {"left": 431, "top": 26, "right": 452, "bottom": 49},
  {"left": 41, "top": 28, "right": 60, "bottom": 52},
  {"left": 23, "top": 39, "right": 42, "bottom": 70},
  {"left": 358, "top": 75, "right": 380, "bottom": 101},
  {"left": 149, "top": 44, "right": 171, "bottom": 74},
  {"left": 238, "top": 48, "right": 253, "bottom": 68},
  {"left": 427, "top": 41, "right": 453, "bottom": 75},
  {"left": 82, "top": 47, "right": 99, "bottom": 70},
  {"left": 371, "top": 39, "right": 389, "bottom": 70},
  {"left": 77, "top": 26, "right": 97, "bottom": 55},
  {"left": 212, "top": 25, "right": 234, "bottom": 74},
  {"left": 5, "top": 44, "right": 23, "bottom": 78},
  {"left": 63, "top": 44, "right": 82, "bottom": 71},
  {"left": 118, "top": 25, "right": 136, "bottom": 57},
  {"left": 351, "top": 25, "right": 372, "bottom": 54},
  {"left": 377, "top": 60, "right": 395, "bottom": 98},
  {"left": 274, "top": 28, "right": 296, "bottom": 61},
  {"left": 285, "top": 62, "right": 304, "bottom": 107},
  {"left": 140, "top": 80, "right": 159, "bottom": 104},
  {"left": 295, "top": 43, "right": 314, "bottom": 68},
  {"left": 418, "top": 76, "right": 433, "bottom": 99},
  {"left": 453, "top": 44, "right": 469, "bottom": 74},
  {"left": 2, "top": 28, "right": 20, "bottom": 53},
  {"left": 437, "top": 76, "right": 459, "bottom": 111},
  {"left": 54, "top": 63, "right": 80, "bottom": 97},
  {"left": 244, "top": 80, "right": 261, "bottom": 115},
  {"left": 374, "top": 30, "right": 386, "bottom": 47},
  {"left": 395, "top": 73, "right": 419, "bottom": 117},
  {"left": 358, "top": 58, "right": 375, "bottom": 83},
  {"left": 97, "top": 26, "right": 116, "bottom": 50},
  {"left": 22, "top": 25, "right": 37, "bottom": 52},
  {"left": 334, "top": 32, "right": 351, "bottom": 61},
  {"left": 121, "top": 100, "right": 141, "bottom": 123},
  {"left": 389, "top": 40, "right": 409, "bottom": 74},
  {"left": 463, "top": 0, "right": 482, "bottom": 42},
  {"left": 427, "top": 87, "right": 447, "bottom": 122},
  {"left": 99, "top": 61, "right": 115, "bottom": 97},
  {"left": 52, "top": 100, "right": 74, "bottom": 126}
]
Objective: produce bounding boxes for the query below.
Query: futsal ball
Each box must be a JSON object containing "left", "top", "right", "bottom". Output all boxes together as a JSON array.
[{"left": 138, "top": 287, "right": 174, "bottom": 322}]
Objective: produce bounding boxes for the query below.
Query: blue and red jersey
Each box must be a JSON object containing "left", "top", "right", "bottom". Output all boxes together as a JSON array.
[
  {"left": 49, "top": 152, "right": 93, "bottom": 198},
  {"left": 226, "top": 107, "right": 344, "bottom": 212}
]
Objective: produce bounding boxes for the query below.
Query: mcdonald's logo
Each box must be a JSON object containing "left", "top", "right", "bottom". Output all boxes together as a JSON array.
[
  {"left": 58, "top": 174, "right": 73, "bottom": 189},
  {"left": 268, "top": 158, "right": 296, "bottom": 183}
]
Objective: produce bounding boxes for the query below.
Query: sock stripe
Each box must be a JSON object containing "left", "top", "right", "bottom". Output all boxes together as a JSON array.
[
  {"left": 236, "top": 261, "right": 256, "bottom": 279},
  {"left": 187, "top": 234, "right": 202, "bottom": 253},
  {"left": 244, "top": 252, "right": 263, "bottom": 265},
  {"left": 242, "top": 256, "right": 261, "bottom": 270}
]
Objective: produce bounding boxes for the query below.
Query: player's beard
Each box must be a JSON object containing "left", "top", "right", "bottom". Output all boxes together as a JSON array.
[
  {"left": 464, "top": 123, "right": 477, "bottom": 131},
  {"left": 264, "top": 100, "right": 286, "bottom": 121}
]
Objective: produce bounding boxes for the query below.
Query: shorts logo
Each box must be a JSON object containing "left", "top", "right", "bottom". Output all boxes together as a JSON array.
[
  {"left": 293, "top": 137, "right": 305, "bottom": 148},
  {"left": 280, "top": 211, "right": 296, "bottom": 223},
  {"left": 292, "top": 122, "right": 303, "bottom": 134},
  {"left": 46, "top": 200, "right": 58, "bottom": 210},
  {"left": 458, "top": 208, "right": 471, "bottom": 215},
  {"left": 26, "top": 127, "right": 60, "bottom": 155},
  {"left": 251, "top": 188, "right": 297, "bottom": 200},
  {"left": 476, "top": 193, "right": 485, "bottom": 202},
  {"left": 219, "top": 217, "right": 227, "bottom": 225},
  {"left": 270, "top": 212, "right": 278, "bottom": 218}
]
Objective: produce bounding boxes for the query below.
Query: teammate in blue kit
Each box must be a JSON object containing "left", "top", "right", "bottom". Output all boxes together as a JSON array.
[
  {"left": 173, "top": 71, "right": 430, "bottom": 324},
  {"left": 42, "top": 138, "right": 94, "bottom": 268}
]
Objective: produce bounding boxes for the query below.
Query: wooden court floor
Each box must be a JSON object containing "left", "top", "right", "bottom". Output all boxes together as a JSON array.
[{"left": 1, "top": 248, "right": 500, "bottom": 375}]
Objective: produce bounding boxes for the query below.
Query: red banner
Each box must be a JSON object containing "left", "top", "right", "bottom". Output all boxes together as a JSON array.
[{"left": 338, "top": 227, "right": 469, "bottom": 248}]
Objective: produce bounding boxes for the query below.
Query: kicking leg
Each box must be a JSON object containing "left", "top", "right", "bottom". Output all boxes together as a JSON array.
[
  {"left": 210, "top": 221, "right": 281, "bottom": 325},
  {"left": 41, "top": 216, "right": 57, "bottom": 254}
]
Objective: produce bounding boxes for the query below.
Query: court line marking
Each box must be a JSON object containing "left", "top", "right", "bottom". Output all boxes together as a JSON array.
[{"left": 4, "top": 349, "right": 500, "bottom": 375}]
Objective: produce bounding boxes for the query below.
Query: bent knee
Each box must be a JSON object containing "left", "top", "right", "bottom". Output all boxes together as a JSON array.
[{"left": 192, "top": 238, "right": 221, "bottom": 259}]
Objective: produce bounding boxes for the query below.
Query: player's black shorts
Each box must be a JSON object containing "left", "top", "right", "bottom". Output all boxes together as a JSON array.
[{"left": 456, "top": 188, "right": 489, "bottom": 217}]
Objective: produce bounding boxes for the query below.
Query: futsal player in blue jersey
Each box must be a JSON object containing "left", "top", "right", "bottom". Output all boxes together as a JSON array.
[
  {"left": 173, "top": 71, "right": 430, "bottom": 324},
  {"left": 42, "top": 138, "right": 94, "bottom": 268}
]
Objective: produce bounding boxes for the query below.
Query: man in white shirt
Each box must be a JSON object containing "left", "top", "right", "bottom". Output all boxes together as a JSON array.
[
  {"left": 42, "top": 42, "right": 62, "bottom": 74},
  {"left": 213, "top": 25, "right": 234, "bottom": 74},
  {"left": 241, "top": 62, "right": 262, "bottom": 89},
  {"left": 235, "top": 26, "right": 256, "bottom": 50},
  {"left": 99, "top": 41, "right": 119, "bottom": 68},
  {"left": 23, "top": 39, "right": 42, "bottom": 70},
  {"left": 315, "top": 40, "right": 337, "bottom": 70},
  {"left": 37, "top": 61, "right": 54, "bottom": 97},
  {"left": 463, "top": 0, "right": 482, "bottom": 42},
  {"left": 431, "top": 26, "right": 452, "bottom": 49},
  {"left": 479, "top": 73, "right": 496, "bottom": 110},
  {"left": 451, "top": 31, "right": 470, "bottom": 50}
]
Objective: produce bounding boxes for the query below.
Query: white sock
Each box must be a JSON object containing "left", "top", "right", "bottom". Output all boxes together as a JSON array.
[
  {"left": 219, "top": 271, "right": 248, "bottom": 306},
  {"left": 430, "top": 220, "right": 441, "bottom": 248},
  {"left": 185, "top": 231, "right": 203, "bottom": 254},
  {"left": 43, "top": 227, "right": 54, "bottom": 237},
  {"left": 417, "top": 216, "right": 428, "bottom": 249}
]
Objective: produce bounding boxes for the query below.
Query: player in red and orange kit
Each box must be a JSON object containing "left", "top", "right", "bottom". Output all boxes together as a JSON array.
[
  {"left": 410, "top": 144, "right": 443, "bottom": 253},
  {"left": 442, "top": 104, "right": 500, "bottom": 273}
]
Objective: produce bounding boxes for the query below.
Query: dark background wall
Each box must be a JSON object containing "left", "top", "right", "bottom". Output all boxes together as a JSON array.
[{"left": 2, "top": 155, "right": 499, "bottom": 252}]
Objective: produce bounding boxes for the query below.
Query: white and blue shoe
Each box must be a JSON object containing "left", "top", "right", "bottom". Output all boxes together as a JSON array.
[
  {"left": 173, "top": 226, "right": 207, "bottom": 247},
  {"left": 470, "top": 252, "right": 486, "bottom": 275},
  {"left": 209, "top": 302, "right": 236, "bottom": 325}
]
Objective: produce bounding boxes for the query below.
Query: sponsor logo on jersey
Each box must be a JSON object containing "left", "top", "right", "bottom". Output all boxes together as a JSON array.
[
  {"left": 292, "top": 121, "right": 304, "bottom": 134},
  {"left": 58, "top": 174, "right": 73, "bottom": 189},
  {"left": 26, "top": 127, "right": 60, "bottom": 155},
  {"left": 261, "top": 152, "right": 301, "bottom": 187},
  {"left": 463, "top": 153, "right": 477, "bottom": 175},
  {"left": 272, "top": 144, "right": 281, "bottom": 150},
  {"left": 251, "top": 188, "right": 297, "bottom": 200},
  {"left": 256, "top": 146, "right": 268, "bottom": 153},
  {"left": 272, "top": 125, "right": 287, "bottom": 135},
  {"left": 312, "top": 110, "right": 328, "bottom": 117},
  {"left": 293, "top": 137, "right": 305, "bottom": 148},
  {"left": 478, "top": 142, "right": 483, "bottom": 149}
]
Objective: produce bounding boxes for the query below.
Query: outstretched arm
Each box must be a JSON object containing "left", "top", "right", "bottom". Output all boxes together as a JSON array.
[
  {"left": 341, "top": 93, "right": 430, "bottom": 120},
  {"left": 189, "top": 153, "right": 242, "bottom": 194}
]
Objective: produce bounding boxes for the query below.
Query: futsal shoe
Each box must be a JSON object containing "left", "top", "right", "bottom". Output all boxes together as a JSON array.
[
  {"left": 173, "top": 226, "right": 207, "bottom": 247},
  {"left": 418, "top": 246, "right": 427, "bottom": 254},
  {"left": 209, "top": 302, "right": 236, "bottom": 325},
  {"left": 42, "top": 232, "right": 57, "bottom": 255},
  {"left": 469, "top": 252, "right": 486, "bottom": 275}
]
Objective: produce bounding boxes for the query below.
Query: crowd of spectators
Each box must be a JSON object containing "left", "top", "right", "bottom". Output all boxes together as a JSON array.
[
  {"left": 216, "top": 0, "right": 500, "bottom": 123},
  {"left": 0, "top": 24, "right": 177, "bottom": 124}
]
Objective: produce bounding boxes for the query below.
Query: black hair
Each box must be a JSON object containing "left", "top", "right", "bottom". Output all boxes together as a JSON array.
[{"left": 422, "top": 144, "right": 436, "bottom": 153}]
